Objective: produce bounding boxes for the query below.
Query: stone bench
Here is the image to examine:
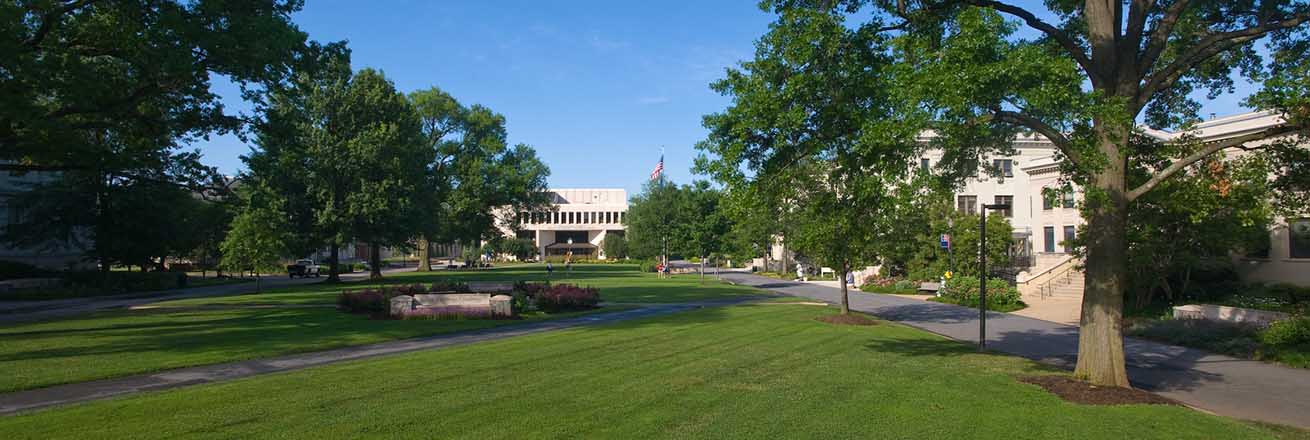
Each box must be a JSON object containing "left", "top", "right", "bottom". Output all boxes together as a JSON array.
[
  {"left": 918, "top": 282, "right": 941, "bottom": 294},
  {"left": 390, "top": 293, "right": 513, "bottom": 318}
]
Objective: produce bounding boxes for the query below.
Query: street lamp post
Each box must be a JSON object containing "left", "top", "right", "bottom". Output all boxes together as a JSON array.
[{"left": 978, "top": 202, "right": 1011, "bottom": 351}]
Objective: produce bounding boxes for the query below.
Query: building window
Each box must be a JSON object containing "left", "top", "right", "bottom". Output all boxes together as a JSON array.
[
  {"left": 1044, "top": 226, "right": 1055, "bottom": 253},
  {"left": 1062, "top": 191, "right": 1075, "bottom": 208},
  {"left": 1042, "top": 193, "right": 1053, "bottom": 210},
  {"left": 921, "top": 158, "right": 931, "bottom": 171},
  {"left": 1063, "top": 226, "right": 1075, "bottom": 253},
  {"left": 1291, "top": 219, "right": 1310, "bottom": 259},
  {"left": 992, "top": 159, "right": 1014, "bottom": 178},
  {"left": 957, "top": 195, "right": 977, "bottom": 214},
  {"left": 994, "top": 195, "right": 1013, "bottom": 217}
]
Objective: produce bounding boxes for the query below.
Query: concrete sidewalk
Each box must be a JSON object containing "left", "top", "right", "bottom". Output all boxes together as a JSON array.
[
  {"left": 721, "top": 272, "right": 1310, "bottom": 429},
  {"left": 0, "top": 300, "right": 754, "bottom": 415},
  {"left": 0, "top": 268, "right": 408, "bottom": 325}
]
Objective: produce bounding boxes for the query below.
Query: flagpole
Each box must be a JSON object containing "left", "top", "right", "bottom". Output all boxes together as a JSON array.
[{"left": 660, "top": 147, "right": 667, "bottom": 279}]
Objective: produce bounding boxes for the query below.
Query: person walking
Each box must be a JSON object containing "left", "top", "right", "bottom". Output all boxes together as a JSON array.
[{"left": 546, "top": 262, "right": 554, "bottom": 277}]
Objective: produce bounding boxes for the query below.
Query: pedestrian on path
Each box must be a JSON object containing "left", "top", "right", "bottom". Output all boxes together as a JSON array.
[{"left": 546, "top": 262, "right": 554, "bottom": 277}]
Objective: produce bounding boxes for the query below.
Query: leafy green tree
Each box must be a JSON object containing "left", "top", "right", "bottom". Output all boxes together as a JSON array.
[
  {"left": 698, "top": 7, "right": 922, "bottom": 314},
  {"left": 1, "top": 1, "right": 308, "bottom": 270},
  {"left": 1122, "top": 155, "right": 1273, "bottom": 310},
  {"left": 625, "top": 177, "right": 683, "bottom": 263},
  {"left": 601, "top": 233, "right": 628, "bottom": 260},
  {"left": 220, "top": 193, "right": 290, "bottom": 293},
  {"left": 408, "top": 87, "right": 464, "bottom": 271},
  {"left": 878, "top": 186, "right": 1013, "bottom": 282},
  {"left": 676, "top": 181, "right": 732, "bottom": 280},
  {"left": 247, "top": 49, "right": 430, "bottom": 281},
  {"left": 845, "top": 0, "right": 1310, "bottom": 386},
  {"left": 336, "top": 69, "right": 428, "bottom": 279}
]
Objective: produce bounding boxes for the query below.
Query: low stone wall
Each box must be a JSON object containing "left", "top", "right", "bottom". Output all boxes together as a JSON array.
[
  {"left": 1172, "top": 304, "right": 1290, "bottom": 326},
  {"left": 390, "top": 293, "right": 514, "bottom": 318}
]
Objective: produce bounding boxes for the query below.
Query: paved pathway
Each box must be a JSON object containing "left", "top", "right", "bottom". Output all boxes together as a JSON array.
[
  {"left": 0, "top": 269, "right": 407, "bottom": 325},
  {"left": 720, "top": 272, "right": 1310, "bottom": 429},
  {"left": 0, "top": 299, "right": 756, "bottom": 415}
]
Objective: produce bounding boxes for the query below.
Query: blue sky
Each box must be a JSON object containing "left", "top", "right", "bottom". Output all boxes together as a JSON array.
[{"left": 192, "top": 1, "right": 1256, "bottom": 198}]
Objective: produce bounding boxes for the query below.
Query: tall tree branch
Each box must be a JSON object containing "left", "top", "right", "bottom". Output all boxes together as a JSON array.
[
  {"left": 22, "top": 0, "right": 102, "bottom": 48},
  {"left": 965, "top": 0, "right": 1100, "bottom": 86},
  {"left": 1139, "top": 12, "right": 1310, "bottom": 107},
  {"left": 989, "top": 109, "right": 1084, "bottom": 169},
  {"left": 1138, "top": 0, "right": 1193, "bottom": 72},
  {"left": 1126, "top": 125, "right": 1302, "bottom": 201}
]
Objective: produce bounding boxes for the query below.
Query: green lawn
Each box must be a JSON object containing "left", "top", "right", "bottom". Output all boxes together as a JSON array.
[
  {"left": 0, "top": 304, "right": 1298, "bottom": 439},
  {"left": 156, "top": 263, "right": 766, "bottom": 306},
  {"left": 0, "top": 264, "right": 762, "bottom": 392}
]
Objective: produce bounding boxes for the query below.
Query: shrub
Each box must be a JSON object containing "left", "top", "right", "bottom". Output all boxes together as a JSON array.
[
  {"left": 1261, "top": 318, "right": 1310, "bottom": 347},
  {"left": 893, "top": 280, "right": 918, "bottom": 291},
  {"left": 429, "top": 281, "right": 470, "bottom": 292},
  {"left": 336, "top": 288, "right": 397, "bottom": 316},
  {"left": 535, "top": 284, "right": 600, "bottom": 312},
  {"left": 639, "top": 259, "right": 660, "bottom": 273},
  {"left": 941, "top": 276, "right": 1022, "bottom": 308}
]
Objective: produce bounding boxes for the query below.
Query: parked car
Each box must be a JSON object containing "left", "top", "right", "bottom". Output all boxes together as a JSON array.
[{"left": 286, "top": 259, "right": 321, "bottom": 278}]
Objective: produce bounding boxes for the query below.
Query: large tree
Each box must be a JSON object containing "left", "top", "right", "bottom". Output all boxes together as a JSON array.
[
  {"left": 825, "top": 0, "right": 1310, "bottom": 386},
  {"left": 1, "top": 0, "right": 307, "bottom": 270},
  {"left": 698, "top": 7, "right": 923, "bottom": 314},
  {"left": 246, "top": 50, "right": 430, "bottom": 280}
]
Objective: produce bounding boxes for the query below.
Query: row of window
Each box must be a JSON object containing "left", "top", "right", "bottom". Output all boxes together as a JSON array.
[
  {"left": 1043, "top": 225, "right": 1077, "bottom": 253},
  {"left": 919, "top": 159, "right": 1014, "bottom": 178},
  {"left": 519, "top": 211, "right": 624, "bottom": 225},
  {"left": 956, "top": 195, "right": 1013, "bottom": 218}
]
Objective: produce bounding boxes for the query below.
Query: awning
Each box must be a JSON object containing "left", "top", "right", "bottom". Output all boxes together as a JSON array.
[{"left": 545, "top": 242, "right": 597, "bottom": 249}]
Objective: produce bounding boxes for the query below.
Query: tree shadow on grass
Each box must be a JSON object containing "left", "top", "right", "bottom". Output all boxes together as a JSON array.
[{"left": 864, "top": 335, "right": 1067, "bottom": 376}]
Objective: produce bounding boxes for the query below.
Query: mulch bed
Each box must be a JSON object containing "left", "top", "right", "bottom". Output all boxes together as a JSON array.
[
  {"left": 815, "top": 313, "right": 879, "bottom": 326},
  {"left": 1019, "top": 376, "right": 1179, "bottom": 406}
]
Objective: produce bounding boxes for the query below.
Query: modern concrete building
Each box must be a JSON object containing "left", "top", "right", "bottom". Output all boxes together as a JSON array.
[{"left": 511, "top": 188, "right": 628, "bottom": 260}]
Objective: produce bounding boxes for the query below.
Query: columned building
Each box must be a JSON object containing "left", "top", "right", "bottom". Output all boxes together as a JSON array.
[{"left": 513, "top": 188, "right": 627, "bottom": 260}]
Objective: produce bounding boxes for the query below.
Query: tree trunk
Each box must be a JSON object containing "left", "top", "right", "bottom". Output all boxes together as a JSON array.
[
  {"left": 369, "top": 242, "right": 383, "bottom": 279},
  {"left": 327, "top": 244, "right": 341, "bottom": 283},
  {"left": 839, "top": 261, "right": 850, "bottom": 315},
  {"left": 1074, "top": 135, "right": 1131, "bottom": 388},
  {"left": 417, "top": 236, "right": 431, "bottom": 272},
  {"left": 700, "top": 256, "right": 705, "bottom": 282}
]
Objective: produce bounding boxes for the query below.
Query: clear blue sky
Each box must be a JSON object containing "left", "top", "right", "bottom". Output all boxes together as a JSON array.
[{"left": 192, "top": 1, "right": 1254, "bottom": 198}]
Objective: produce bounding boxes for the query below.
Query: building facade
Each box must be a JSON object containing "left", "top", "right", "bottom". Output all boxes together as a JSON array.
[
  {"left": 920, "top": 110, "right": 1308, "bottom": 286},
  {"left": 0, "top": 164, "right": 88, "bottom": 270},
  {"left": 512, "top": 188, "right": 628, "bottom": 260}
]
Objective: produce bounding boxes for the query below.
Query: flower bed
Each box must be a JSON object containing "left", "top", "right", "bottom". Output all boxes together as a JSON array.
[{"left": 535, "top": 284, "right": 601, "bottom": 312}]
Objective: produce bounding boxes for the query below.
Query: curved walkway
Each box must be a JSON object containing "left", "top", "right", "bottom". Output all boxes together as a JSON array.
[
  {"left": 719, "top": 272, "right": 1310, "bottom": 429},
  {"left": 0, "top": 298, "right": 756, "bottom": 415}
]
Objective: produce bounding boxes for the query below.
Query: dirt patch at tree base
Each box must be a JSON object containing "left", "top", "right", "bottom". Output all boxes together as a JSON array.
[
  {"left": 816, "top": 313, "right": 879, "bottom": 326},
  {"left": 1019, "top": 376, "right": 1179, "bottom": 406}
]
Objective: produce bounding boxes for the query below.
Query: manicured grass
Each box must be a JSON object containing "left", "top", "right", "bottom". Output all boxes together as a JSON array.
[
  {"left": 0, "top": 303, "right": 1297, "bottom": 439},
  {"left": 0, "top": 265, "right": 760, "bottom": 393},
  {"left": 156, "top": 264, "right": 766, "bottom": 307},
  {"left": 0, "top": 305, "right": 632, "bottom": 393}
]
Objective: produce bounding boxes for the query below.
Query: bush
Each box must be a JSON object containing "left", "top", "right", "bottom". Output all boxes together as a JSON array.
[
  {"left": 893, "top": 280, "right": 917, "bottom": 291},
  {"left": 639, "top": 259, "right": 659, "bottom": 273},
  {"left": 429, "top": 281, "right": 470, "bottom": 292},
  {"left": 1261, "top": 318, "right": 1310, "bottom": 347},
  {"left": 336, "top": 288, "right": 398, "bottom": 316},
  {"left": 535, "top": 284, "right": 600, "bottom": 312},
  {"left": 941, "top": 276, "right": 1022, "bottom": 309},
  {"left": 0, "top": 260, "right": 47, "bottom": 280}
]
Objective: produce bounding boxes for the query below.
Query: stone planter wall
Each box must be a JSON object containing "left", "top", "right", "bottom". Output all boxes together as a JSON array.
[{"left": 1172, "top": 304, "right": 1290, "bottom": 326}]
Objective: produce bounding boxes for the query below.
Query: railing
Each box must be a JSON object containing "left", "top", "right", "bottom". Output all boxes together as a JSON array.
[{"left": 1036, "top": 259, "right": 1081, "bottom": 300}]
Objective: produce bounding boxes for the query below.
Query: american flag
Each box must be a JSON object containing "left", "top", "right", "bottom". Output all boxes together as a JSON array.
[{"left": 649, "top": 155, "right": 664, "bottom": 181}]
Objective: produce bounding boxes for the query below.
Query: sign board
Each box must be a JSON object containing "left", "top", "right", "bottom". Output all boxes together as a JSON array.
[{"left": 940, "top": 234, "right": 951, "bottom": 249}]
